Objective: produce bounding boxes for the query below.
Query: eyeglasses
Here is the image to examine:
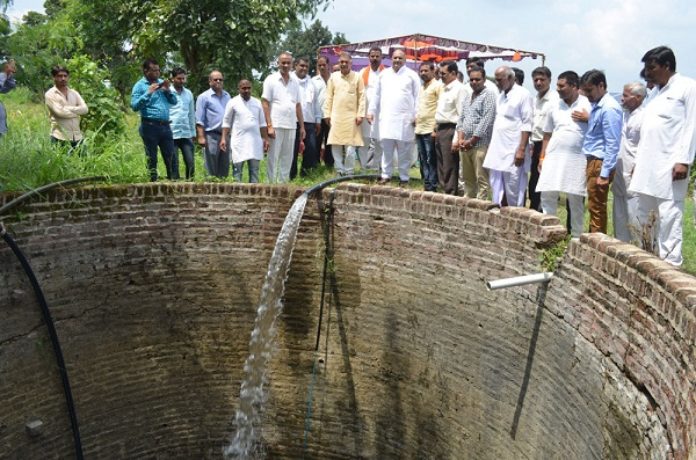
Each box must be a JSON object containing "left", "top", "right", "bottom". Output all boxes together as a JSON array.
[{"left": 212, "top": 78, "right": 224, "bottom": 82}]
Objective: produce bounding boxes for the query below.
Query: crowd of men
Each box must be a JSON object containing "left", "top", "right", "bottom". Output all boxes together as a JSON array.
[{"left": 1, "top": 44, "right": 694, "bottom": 266}]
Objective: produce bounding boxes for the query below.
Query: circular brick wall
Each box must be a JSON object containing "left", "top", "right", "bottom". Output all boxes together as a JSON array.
[{"left": 0, "top": 183, "right": 692, "bottom": 459}]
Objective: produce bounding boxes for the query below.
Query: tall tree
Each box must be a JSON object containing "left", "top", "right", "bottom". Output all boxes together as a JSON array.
[
  {"left": 70, "top": 0, "right": 332, "bottom": 94},
  {"left": 276, "top": 19, "right": 347, "bottom": 76}
]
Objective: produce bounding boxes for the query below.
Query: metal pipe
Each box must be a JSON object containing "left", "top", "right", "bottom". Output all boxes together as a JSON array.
[{"left": 486, "top": 272, "right": 554, "bottom": 291}]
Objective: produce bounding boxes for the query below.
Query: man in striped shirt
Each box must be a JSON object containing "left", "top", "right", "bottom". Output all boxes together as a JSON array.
[{"left": 457, "top": 66, "right": 496, "bottom": 199}]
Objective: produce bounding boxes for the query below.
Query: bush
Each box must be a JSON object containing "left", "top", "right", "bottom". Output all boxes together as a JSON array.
[{"left": 65, "top": 55, "right": 126, "bottom": 138}]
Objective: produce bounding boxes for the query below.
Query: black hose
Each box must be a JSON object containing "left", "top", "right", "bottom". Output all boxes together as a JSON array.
[
  {"left": 302, "top": 174, "right": 380, "bottom": 198},
  {"left": 0, "top": 176, "right": 106, "bottom": 216},
  {"left": 1, "top": 225, "right": 84, "bottom": 459},
  {"left": 305, "top": 174, "right": 378, "bottom": 351}
]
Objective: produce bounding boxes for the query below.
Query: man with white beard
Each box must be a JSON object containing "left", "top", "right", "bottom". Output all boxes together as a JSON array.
[
  {"left": 483, "top": 66, "right": 533, "bottom": 206},
  {"left": 612, "top": 82, "right": 646, "bottom": 242}
]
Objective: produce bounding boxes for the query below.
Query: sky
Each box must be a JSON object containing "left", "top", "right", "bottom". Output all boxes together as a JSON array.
[{"left": 8, "top": 0, "right": 696, "bottom": 92}]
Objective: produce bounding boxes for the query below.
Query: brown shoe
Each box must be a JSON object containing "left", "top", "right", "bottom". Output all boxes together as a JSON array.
[{"left": 377, "top": 177, "right": 389, "bottom": 185}]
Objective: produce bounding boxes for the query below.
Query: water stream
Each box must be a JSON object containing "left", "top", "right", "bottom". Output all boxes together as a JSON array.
[
  {"left": 224, "top": 194, "right": 308, "bottom": 458},
  {"left": 224, "top": 175, "right": 377, "bottom": 458}
]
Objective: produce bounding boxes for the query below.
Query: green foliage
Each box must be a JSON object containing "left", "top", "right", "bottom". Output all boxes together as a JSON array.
[
  {"left": 65, "top": 55, "right": 125, "bottom": 138},
  {"left": 4, "top": 9, "right": 81, "bottom": 97},
  {"left": 540, "top": 237, "right": 569, "bottom": 272},
  {"left": 66, "top": 0, "right": 332, "bottom": 94},
  {"left": 276, "top": 19, "right": 348, "bottom": 77}
]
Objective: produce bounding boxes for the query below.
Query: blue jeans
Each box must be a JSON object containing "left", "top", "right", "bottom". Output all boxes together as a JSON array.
[
  {"left": 173, "top": 138, "right": 195, "bottom": 180},
  {"left": 416, "top": 133, "right": 438, "bottom": 191},
  {"left": 139, "top": 121, "right": 176, "bottom": 181},
  {"left": 233, "top": 160, "right": 260, "bottom": 183}
]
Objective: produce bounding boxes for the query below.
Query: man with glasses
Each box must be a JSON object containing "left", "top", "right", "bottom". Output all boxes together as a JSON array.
[{"left": 196, "top": 70, "right": 231, "bottom": 178}]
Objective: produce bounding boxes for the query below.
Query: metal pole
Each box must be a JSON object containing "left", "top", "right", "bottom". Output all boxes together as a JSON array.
[{"left": 486, "top": 272, "right": 554, "bottom": 291}]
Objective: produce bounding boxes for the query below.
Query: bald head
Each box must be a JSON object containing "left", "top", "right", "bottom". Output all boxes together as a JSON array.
[
  {"left": 392, "top": 49, "right": 406, "bottom": 72},
  {"left": 494, "top": 66, "right": 515, "bottom": 92}
]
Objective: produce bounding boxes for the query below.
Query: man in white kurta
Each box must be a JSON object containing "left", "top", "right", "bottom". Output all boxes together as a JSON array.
[
  {"left": 629, "top": 46, "right": 696, "bottom": 266},
  {"left": 220, "top": 79, "right": 268, "bottom": 183},
  {"left": 324, "top": 52, "right": 366, "bottom": 176},
  {"left": 358, "top": 47, "right": 385, "bottom": 170},
  {"left": 612, "top": 82, "right": 646, "bottom": 242},
  {"left": 483, "top": 66, "right": 534, "bottom": 206},
  {"left": 261, "top": 52, "right": 305, "bottom": 183},
  {"left": 536, "top": 71, "right": 591, "bottom": 237},
  {"left": 367, "top": 49, "right": 420, "bottom": 184}
]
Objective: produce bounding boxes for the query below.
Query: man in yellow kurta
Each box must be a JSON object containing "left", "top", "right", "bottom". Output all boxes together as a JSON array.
[{"left": 323, "top": 52, "right": 366, "bottom": 175}]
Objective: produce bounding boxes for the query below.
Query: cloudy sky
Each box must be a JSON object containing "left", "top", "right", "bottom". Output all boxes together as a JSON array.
[{"left": 8, "top": 0, "right": 696, "bottom": 91}]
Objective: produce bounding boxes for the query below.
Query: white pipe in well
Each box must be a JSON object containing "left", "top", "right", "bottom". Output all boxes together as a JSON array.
[{"left": 486, "top": 272, "right": 554, "bottom": 291}]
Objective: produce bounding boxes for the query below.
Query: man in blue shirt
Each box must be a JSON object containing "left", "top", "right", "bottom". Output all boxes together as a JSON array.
[
  {"left": 196, "top": 70, "right": 231, "bottom": 178},
  {"left": 131, "top": 59, "right": 179, "bottom": 181},
  {"left": 169, "top": 67, "right": 196, "bottom": 180},
  {"left": 578, "top": 69, "right": 623, "bottom": 233}
]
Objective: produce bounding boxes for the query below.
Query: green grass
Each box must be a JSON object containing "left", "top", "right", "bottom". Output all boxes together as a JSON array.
[{"left": 2, "top": 92, "right": 695, "bottom": 274}]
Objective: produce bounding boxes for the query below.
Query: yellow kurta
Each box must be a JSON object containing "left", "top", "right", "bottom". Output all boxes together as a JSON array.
[{"left": 324, "top": 70, "right": 365, "bottom": 146}]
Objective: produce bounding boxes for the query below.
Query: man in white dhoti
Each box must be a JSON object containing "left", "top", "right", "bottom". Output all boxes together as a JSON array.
[
  {"left": 358, "top": 47, "right": 385, "bottom": 170},
  {"left": 261, "top": 52, "right": 305, "bottom": 183},
  {"left": 483, "top": 66, "right": 534, "bottom": 206},
  {"left": 323, "top": 52, "right": 366, "bottom": 176},
  {"left": 629, "top": 46, "right": 696, "bottom": 266},
  {"left": 536, "top": 71, "right": 591, "bottom": 237},
  {"left": 612, "top": 82, "right": 646, "bottom": 242},
  {"left": 220, "top": 79, "right": 269, "bottom": 183},
  {"left": 367, "top": 49, "right": 420, "bottom": 185}
]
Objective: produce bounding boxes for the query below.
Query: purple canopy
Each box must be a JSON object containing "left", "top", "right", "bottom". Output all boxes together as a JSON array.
[{"left": 318, "top": 33, "right": 545, "bottom": 71}]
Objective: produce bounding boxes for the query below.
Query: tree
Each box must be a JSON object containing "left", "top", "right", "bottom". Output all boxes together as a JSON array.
[
  {"left": 69, "top": 0, "right": 333, "bottom": 94},
  {"left": 276, "top": 19, "right": 348, "bottom": 76}
]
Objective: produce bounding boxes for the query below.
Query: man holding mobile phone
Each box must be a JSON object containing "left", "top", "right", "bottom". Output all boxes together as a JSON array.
[{"left": 130, "top": 58, "right": 179, "bottom": 181}]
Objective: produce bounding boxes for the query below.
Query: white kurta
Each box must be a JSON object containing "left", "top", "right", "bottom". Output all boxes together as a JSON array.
[
  {"left": 629, "top": 73, "right": 696, "bottom": 200},
  {"left": 294, "top": 73, "right": 321, "bottom": 124},
  {"left": 222, "top": 95, "right": 266, "bottom": 164},
  {"left": 483, "top": 84, "right": 533, "bottom": 173},
  {"left": 361, "top": 67, "right": 383, "bottom": 139},
  {"left": 536, "top": 95, "right": 591, "bottom": 195},
  {"left": 613, "top": 104, "right": 645, "bottom": 196},
  {"left": 368, "top": 66, "right": 420, "bottom": 141}
]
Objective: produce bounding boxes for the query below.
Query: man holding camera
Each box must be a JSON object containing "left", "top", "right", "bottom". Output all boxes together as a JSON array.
[{"left": 130, "top": 58, "right": 179, "bottom": 181}]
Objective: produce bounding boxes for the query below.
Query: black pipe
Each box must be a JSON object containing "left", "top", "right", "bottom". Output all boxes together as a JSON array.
[
  {"left": 305, "top": 174, "right": 379, "bottom": 352},
  {"left": 302, "top": 174, "right": 380, "bottom": 198},
  {"left": 0, "top": 176, "right": 105, "bottom": 216},
  {"left": 1, "top": 223, "right": 84, "bottom": 459}
]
